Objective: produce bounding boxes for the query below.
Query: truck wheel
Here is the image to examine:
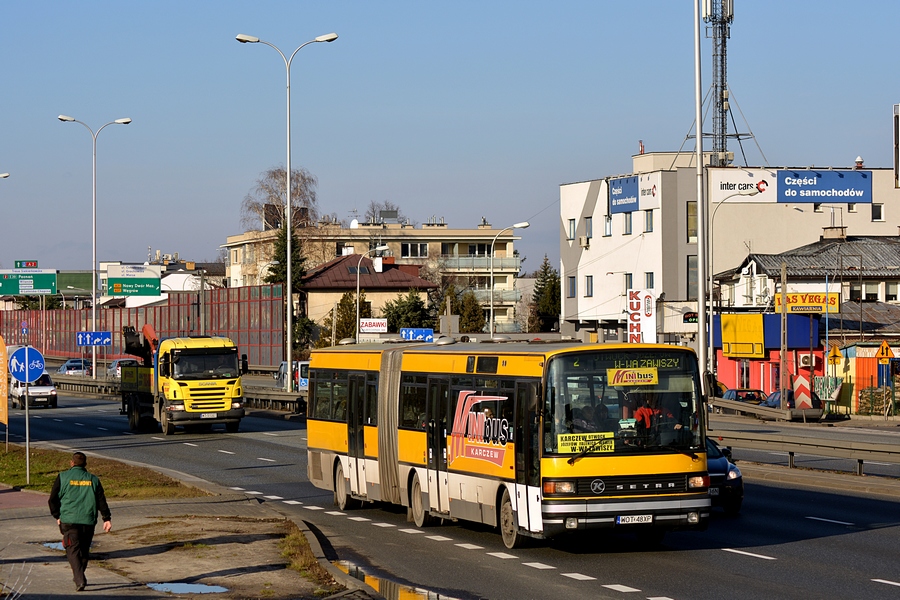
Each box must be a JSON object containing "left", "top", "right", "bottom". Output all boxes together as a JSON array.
[
  {"left": 161, "top": 410, "right": 176, "bottom": 436},
  {"left": 127, "top": 398, "right": 141, "bottom": 431},
  {"left": 225, "top": 421, "right": 239, "bottom": 433}
]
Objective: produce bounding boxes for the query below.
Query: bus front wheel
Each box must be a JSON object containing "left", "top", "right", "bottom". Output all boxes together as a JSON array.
[
  {"left": 410, "top": 473, "right": 434, "bottom": 528},
  {"left": 334, "top": 463, "right": 358, "bottom": 511},
  {"left": 499, "top": 488, "right": 526, "bottom": 549}
]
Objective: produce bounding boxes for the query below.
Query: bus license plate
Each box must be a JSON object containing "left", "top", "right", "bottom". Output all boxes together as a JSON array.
[
  {"left": 200, "top": 413, "right": 217, "bottom": 419},
  {"left": 617, "top": 515, "right": 652, "bottom": 525}
]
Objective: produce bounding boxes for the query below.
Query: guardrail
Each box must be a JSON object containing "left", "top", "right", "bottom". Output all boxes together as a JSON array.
[
  {"left": 51, "top": 376, "right": 307, "bottom": 414},
  {"left": 709, "top": 397, "right": 824, "bottom": 422},
  {"left": 708, "top": 428, "right": 900, "bottom": 476}
]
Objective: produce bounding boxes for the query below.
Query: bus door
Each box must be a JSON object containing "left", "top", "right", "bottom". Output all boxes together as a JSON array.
[
  {"left": 514, "top": 381, "right": 543, "bottom": 532},
  {"left": 426, "top": 377, "right": 451, "bottom": 514},
  {"left": 347, "top": 373, "right": 367, "bottom": 498}
]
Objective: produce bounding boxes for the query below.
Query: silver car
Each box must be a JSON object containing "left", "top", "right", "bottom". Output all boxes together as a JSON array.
[{"left": 107, "top": 358, "right": 139, "bottom": 379}]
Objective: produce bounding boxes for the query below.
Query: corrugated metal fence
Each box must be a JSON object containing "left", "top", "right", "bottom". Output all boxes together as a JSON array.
[{"left": 0, "top": 284, "right": 284, "bottom": 367}]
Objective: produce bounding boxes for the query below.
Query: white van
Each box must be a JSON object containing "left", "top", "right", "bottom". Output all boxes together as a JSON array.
[
  {"left": 274, "top": 360, "right": 310, "bottom": 393},
  {"left": 9, "top": 369, "right": 58, "bottom": 409}
]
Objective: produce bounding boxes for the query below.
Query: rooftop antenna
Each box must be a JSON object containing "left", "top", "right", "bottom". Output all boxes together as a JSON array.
[{"left": 705, "top": 0, "right": 733, "bottom": 167}]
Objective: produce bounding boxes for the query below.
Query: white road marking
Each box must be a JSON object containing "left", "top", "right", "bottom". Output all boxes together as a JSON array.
[
  {"left": 262, "top": 432, "right": 278, "bottom": 436},
  {"left": 522, "top": 562, "right": 555, "bottom": 570},
  {"left": 151, "top": 437, "right": 164, "bottom": 441},
  {"left": 372, "top": 523, "right": 395, "bottom": 528},
  {"left": 257, "top": 457, "right": 275, "bottom": 462},
  {"left": 723, "top": 548, "right": 777, "bottom": 560},
  {"left": 348, "top": 517, "right": 371, "bottom": 522},
  {"left": 562, "top": 573, "right": 596, "bottom": 581},
  {"left": 455, "top": 543, "right": 483, "bottom": 550},
  {"left": 602, "top": 584, "right": 640, "bottom": 592},
  {"left": 183, "top": 443, "right": 198, "bottom": 447},
  {"left": 806, "top": 516, "right": 854, "bottom": 526},
  {"left": 486, "top": 552, "right": 517, "bottom": 559},
  {"left": 53, "top": 419, "right": 63, "bottom": 422},
  {"left": 76, "top": 407, "right": 85, "bottom": 410},
  {"left": 33, "top": 415, "right": 42, "bottom": 419},
  {"left": 425, "top": 535, "right": 453, "bottom": 541},
  {"left": 230, "top": 487, "right": 245, "bottom": 491},
  {"left": 283, "top": 500, "right": 303, "bottom": 505},
  {"left": 399, "top": 529, "right": 424, "bottom": 534},
  {"left": 325, "top": 511, "right": 345, "bottom": 516},
  {"left": 647, "top": 597, "right": 676, "bottom": 600},
  {"left": 263, "top": 495, "right": 283, "bottom": 500},
  {"left": 873, "top": 579, "right": 900, "bottom": 587},
  {"left": 245, "top": 491, "right": 263, "bottom": 495},
  {"left": 97, "top": 427, "right": 108, "bottom": 431},
  {"left": 75, "top": 423, "right": 85, "bottom": 427},
  {"left": 122, "top": 431, "right": 134, "bottom": 435},
  {"left": 303, "top": 505, "right": 325, "bottom": 511},
  {"left": 218, "top": 450, "right": 235, "bottom": 454}
]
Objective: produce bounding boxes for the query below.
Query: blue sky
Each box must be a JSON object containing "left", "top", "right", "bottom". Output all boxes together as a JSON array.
[{"left": 2, "top": 1, "right": 898, "bottom": 274}]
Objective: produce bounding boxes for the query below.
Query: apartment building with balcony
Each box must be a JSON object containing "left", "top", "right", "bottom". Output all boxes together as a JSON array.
[{"left": 222, "top": 215, "right": 526, "bottom": 332}]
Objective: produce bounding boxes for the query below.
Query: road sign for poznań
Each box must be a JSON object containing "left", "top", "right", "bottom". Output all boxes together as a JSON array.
[
  {"left": 0, "top": 270, "right": 58, "bottom": 295},
  {"left": 9, "top": 346, "right": 45, "bottom": 383},
  {"left": 76, "top": 331, "right": 113, "bottom": 347}
]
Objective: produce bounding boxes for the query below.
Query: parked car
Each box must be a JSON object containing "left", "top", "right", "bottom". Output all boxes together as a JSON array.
[
  {"left": 107, "top": 358, "right": 139, "bottom": 379},
  {"left": 761, "top": 389, "right": 822, "bottom": 410},
  {"left": 274, "top": 360, "right": 310, "bottom": 393},
  {"left": 57, "top": 358, "right": 93, "bottom": 376},
  {"left": 707, "top": 437, "right": 743, "bottom": 515},
  {"left": 722, "top": 389, "right": 767, "bottom": 404},
  {"left": 9, "top": 370, "right": 58, "bottom": 409}
]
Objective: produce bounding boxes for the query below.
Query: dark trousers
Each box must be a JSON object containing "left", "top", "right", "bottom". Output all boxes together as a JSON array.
[{"left": 60, "top": 523, "right": 95, "bottom": 587}]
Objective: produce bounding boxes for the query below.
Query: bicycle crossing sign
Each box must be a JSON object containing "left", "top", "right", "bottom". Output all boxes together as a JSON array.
[
  {"left": 76, "top": 331, "right": 113, "bottom": 347},
  {"left": 9, "top": 346, "right": 45, "bottom": 383}
]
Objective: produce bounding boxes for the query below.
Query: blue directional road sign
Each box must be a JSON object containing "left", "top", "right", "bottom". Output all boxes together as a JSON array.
[
  {"left": 76, "top": 331, "right": 113, "bottom": 347},
  {"left": 400, "top": 328, "right": 435, "bottom": 342},
  {"left": 9, "top": 346, "right": 45, "bottom": 383}
]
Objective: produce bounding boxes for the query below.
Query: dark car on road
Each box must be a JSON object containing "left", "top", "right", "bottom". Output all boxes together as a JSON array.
[
  {"left": 761, "top": 389, "right": 822, "bottom": 410},
  {"left": 722, "top": 389, "right": 767, "bottom": 404},
  {"left": 707, "top": 437, "right": 743, "bottom": 515}
]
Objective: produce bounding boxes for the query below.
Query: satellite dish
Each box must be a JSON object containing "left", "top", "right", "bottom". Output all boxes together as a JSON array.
[{"left": 350, "top": 219, "right": 359, "bottom": 229}]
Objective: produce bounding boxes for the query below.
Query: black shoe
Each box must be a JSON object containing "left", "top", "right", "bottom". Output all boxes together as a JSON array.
[{"left": 75, "top": 582, "right": 86, "bottom": 591}]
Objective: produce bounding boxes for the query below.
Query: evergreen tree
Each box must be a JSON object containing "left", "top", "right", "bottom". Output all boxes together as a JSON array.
[
  {"left": 263, "top": 224, "right": 306, "bottom": 293},
  {"left": 531, "top": 255, "right": 560, "bottom": 332},
  {"left": 458, "top": 290, "right": 486, "bottom": 333},
  {"left": 382, "top": 290, "right": 431, "bottom": 332}
]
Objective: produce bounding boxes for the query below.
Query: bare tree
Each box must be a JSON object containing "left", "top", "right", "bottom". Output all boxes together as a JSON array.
[
  {"left": 364, "top": 200, "right": 408, "bottom": 224},
  {"left": 241, "top": 166, "right": 320, "bottom": 231}
]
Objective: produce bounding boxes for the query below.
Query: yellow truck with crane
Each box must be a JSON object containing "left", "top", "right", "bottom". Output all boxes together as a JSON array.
[{"left": 120, "top": 324, "right": 247, "bottom": 435}]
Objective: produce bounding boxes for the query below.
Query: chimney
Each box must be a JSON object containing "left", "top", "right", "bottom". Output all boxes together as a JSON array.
[{"left": 854, "top": 156, "right": 865, "bottom": 170}]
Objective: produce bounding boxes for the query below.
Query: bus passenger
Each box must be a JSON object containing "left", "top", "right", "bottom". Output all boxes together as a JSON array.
[{"left": 573, "top": 406, "right": 596, "bottom": 432}]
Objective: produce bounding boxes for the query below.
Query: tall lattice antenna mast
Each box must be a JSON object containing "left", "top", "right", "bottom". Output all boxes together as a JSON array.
[{"left": 704, "top": 0, "right": 733, "bottom": 166}]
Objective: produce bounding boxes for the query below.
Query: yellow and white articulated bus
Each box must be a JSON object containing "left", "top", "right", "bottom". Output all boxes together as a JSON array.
[{"left": 306, "top": 340, "right": 710, "bottom": 548}]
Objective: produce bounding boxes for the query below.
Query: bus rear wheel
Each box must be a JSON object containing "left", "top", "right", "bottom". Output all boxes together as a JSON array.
[
  {"left": 499, "top": 488, "right": 526, "bottom": 549},
  {"left": 410, "top": 473, "right": 434, "bottom": 528},
  {"left": 334, "top": 463, "right": 358, "bottom": 511}
]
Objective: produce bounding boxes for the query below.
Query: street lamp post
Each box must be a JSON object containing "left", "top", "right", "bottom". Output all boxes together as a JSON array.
[
  {"left": 708, "top": 189, "right": 759, "bottom": 377},
  {"left": 356, "top": 246, "right": 389, "bottom": 343},
  {"left": 237, "top": 31, "right": 338, "bottom": 391},
  {"left": 490, "top": 222, "right": 529, "bottom": 339},
  {"left": 58, "top": 115, "right": 131, "bottom": 380}
]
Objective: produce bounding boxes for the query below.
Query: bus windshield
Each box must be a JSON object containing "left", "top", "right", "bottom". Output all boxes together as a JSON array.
[
  {"left": 544, "top": 349, "right": 703, "bottom": 456},
  {"left": 172, "top": 350, "right": 239, "bottom": 380}
]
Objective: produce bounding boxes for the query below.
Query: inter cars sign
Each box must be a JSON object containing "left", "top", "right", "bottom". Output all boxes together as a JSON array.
[{"left": 708, "top": 167, "right": 872, "bottom": 205}]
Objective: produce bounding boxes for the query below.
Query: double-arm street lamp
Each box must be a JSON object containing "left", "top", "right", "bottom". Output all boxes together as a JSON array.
[
  {"left": 489, "top": 222, "right": 529, "bottom": 339},
  {"left": 356, "top": 246, "right": 390, "bottom": 343},
  {"left": 58, "top": 115, "right": 132, "bottom": 379},
  {"left": 237, "top": 31, "right": 338, "bottom": 391}
]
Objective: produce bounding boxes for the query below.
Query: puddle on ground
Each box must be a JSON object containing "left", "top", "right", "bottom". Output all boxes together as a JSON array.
[
  {"left": 334, "top": 560, "right": 459, "bottom": 599},
  {"left": 147, "top": 583, "right": 229, "bottom": 594},
  {"left": 43, "top": 542, "right": 64, "bottom": 551}
]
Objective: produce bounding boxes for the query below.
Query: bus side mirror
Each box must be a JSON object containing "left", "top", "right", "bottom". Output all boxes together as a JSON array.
[{"left": 241, "top": 354, "right": 248, "bottom": 374}]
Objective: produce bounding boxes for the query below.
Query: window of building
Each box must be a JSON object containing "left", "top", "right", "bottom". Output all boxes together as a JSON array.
[
  {"left": 584, "top": 275, "right": 593, "bottom": 297},
  {"left": 232, "top": 250, "right": 239, "bottom": 265},
  {"left": 585, "top": 217, "right": 593, "bottom": 239},
  {"left": 865, "top": 282, "right": 879, "bottom": 301},
  {"left": 644, "top": 209, "right": 653, "bottom": 233},
  {"left": 872, "top": 203, "right": 884, "bottom": 222},
  {"left": 441, "top": 242, "right": 458, "bottom": 256},
  {"left": 568, "top": 219, "right": 576, "bottom": 240},
  {"left": 687, "top": 255, "right": 698, "bottom": 300},
  {"left": 567, "top": 276, "right": 576, "bottom": 298},
  {"left": 401, "top": 242, "right": 428, "bottom": 258},
  {"left": 739, "top": 360, "right": 750, "bottom": 389},
  {"left": 813, "top": 203, "right": 823, "bottom": 213},
  {"left": 604, "top": 215, "right": 612, "bottom": 237},
  {"left": 887, "top": 282, "right": 898, "bottom": 302},
  {"left": 468, "top": 243, "right": 489, "bottom": 256},
  {"left": 687, "top": 202, "right": 697, "bottom": 244},
  {"left": 624, "top": 273, "right": 633, "bottom": 291},
  {"left": 848, "top": 203, "right": 857, "bottom": 213},
  {"left": 645, "top": 272, "right": 655, "bottom": 289},
  {"left": 624, "top": 212, "right": 633, "bottom": 235},
  {"left": 849, "top": 283, "right": 861, "bottom": 302}
]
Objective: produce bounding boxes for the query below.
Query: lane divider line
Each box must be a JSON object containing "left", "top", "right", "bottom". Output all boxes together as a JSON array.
[
  {"left": 486, "top": 552, "right": 517, "bottom": 559},
  {"left": 806, "top": 516, "right": 854, "bottom": 526},
  {"left": 602, "top": 584, "right": 641, "bottom": 592},
  {"left": 723, "top": 548, "right": 777, "bottom": 560},
  {"left": 562, "top": 573, "right": 596, "bottom": 581},
  {"left": 522, "top": 562, "right": 555, "bottom": 570}
]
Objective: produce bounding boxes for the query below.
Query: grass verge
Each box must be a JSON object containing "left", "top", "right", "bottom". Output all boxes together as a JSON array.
[
  {"left": 0, "top": 443, "right": 209, "bottom": 498},
  {"left": 279, "top": 520, "right": 342, "bottom": 595}
]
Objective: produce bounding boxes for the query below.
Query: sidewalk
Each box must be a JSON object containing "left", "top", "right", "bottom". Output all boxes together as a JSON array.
[{"left": 0, "top": 482, "right": 382, "bottom": 599}]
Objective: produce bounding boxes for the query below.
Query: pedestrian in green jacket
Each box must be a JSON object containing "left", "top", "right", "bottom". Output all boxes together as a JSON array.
[{"left": 48, "top": 451, "right": 112, "bottom": 592}]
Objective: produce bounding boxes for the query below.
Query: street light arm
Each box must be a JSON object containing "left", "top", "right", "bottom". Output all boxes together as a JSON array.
[{"left": 489, "top": 222, "right": 529, "bottom": 338}]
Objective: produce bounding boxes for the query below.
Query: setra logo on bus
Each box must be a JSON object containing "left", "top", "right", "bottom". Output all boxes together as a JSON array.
[
  {"left": 607, "top": 367, "right": 658, "bottom": 386},
  {"left": 449, "top": 391, "right": 509, "bottom": 467}
]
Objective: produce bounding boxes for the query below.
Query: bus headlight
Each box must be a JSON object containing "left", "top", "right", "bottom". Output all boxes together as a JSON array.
[
  {"left": 543, "top": 481, "right": 576, "bottom": 495},
  {"left": 688, "top": 475, "right": 709, "bottom": 489}
]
